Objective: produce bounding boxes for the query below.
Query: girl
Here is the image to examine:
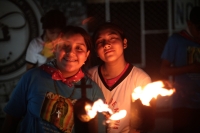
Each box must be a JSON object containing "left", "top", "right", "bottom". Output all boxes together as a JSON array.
[
  {"left": 89, "top": 22, "right": 153, "bottom": 133},
  {"left": 1, "top": 26, "right": 105, "bottom": 133}
]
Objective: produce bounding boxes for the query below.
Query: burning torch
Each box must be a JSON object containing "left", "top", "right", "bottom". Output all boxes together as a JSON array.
[{"left": 130, "top": 80, "right": 175, "bottom": 132}]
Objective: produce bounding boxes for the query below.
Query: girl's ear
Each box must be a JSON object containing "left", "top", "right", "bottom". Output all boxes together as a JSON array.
[{"left": 123, "top": 39, "right": 127, "bottom": 49}]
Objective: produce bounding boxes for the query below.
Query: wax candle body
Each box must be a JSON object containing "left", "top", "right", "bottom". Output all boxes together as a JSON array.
[{"left": 130, "top": 99, "right": 156, "bottom": 132}]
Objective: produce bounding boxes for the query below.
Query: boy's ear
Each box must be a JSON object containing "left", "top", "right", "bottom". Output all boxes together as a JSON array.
[
  {"left": 187, "top": 20, "right": 195, "bottom": 30},
  {"left": 187, "top": 20, "right": 192, "bottom": 28},
  {"left": 123, "top": 38, "right": 127, "bottom": 49}
]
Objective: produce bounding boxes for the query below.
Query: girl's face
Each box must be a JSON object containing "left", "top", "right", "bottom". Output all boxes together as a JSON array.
[
  {"left": 95, "top": 28, "right": 127, "bottom": 63},
  {"left": 46, "top": 28, "right": 62, "bottom": 41},
  {"left": 55, "top": 34, "right": 90, "bottom": 77}
]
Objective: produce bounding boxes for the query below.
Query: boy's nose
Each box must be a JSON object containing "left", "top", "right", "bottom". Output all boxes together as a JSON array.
[{"left": 64, "top": 45, "right": 75, "bottom": 55}]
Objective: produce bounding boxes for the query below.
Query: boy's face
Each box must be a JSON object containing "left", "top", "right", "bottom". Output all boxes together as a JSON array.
[
  {"left": 95, "top": 28, "right": 127, "bottom": 63},
  {"left": 46, "top": 28, "right": 62, "bottom": 41},
  {"left": 188, "top": 21, "right": 200, "bottom": 42},
  {"left": 55, "top": 34, "right": 90, "bottom": 77}
]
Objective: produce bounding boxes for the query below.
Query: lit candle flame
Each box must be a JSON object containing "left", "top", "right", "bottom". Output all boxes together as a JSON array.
[
  {"left": 86, "top": 99, "right": 126, "bottom": 120},
  {"left": 132, "top": 81, "right": 175, "bottom": 106},
  {"left": 109, "top": 110, "right": 126, "bottom": 120}
]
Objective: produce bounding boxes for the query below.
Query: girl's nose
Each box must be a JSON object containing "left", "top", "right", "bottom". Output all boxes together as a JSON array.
[
  {"left": 103, "top": 40, "right": 111, "bottom": 49},
  {"left": 104, "top": 43, "right": 111, "bottom": 49}
]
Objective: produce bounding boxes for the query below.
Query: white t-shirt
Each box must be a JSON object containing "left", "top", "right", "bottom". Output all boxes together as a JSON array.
[
  {"left": 25, "top": 37, "right": 47, "bottom": 66},
  {"left": 89, "top": 64, "right": 151, "bottom": 133}
]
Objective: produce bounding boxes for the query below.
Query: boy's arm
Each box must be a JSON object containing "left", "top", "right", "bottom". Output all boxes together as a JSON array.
[{"left": 160, "top": 59, "right": 200, "bottom": 76}]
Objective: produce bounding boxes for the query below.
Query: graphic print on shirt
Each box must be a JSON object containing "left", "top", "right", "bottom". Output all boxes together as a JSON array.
[
  {"left": 187, "top": 46, "right": 200, "bottom": 64},
  {"left": 40, "top": 92, "right": 75, "bottom": 133},
  {"left": 105, "top": 97, "right": 121, "bottom": 130}
]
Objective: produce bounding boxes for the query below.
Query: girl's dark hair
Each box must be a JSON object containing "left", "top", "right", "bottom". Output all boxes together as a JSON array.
[
  {"left": 92, "top": 22, "right": 126, "bottom": 47},
  {"left": 40, "top": 9, "right": 66, "bottom": 29},
  {"left": 61, "top": 25, "right": 92, "bottom": 74}
]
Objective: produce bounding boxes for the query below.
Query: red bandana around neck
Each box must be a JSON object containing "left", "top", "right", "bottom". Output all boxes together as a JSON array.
[
  {"left": 40, "top": 64, "right": 84, "bottom": 87},
  {"left": 179, "top": 30, "right": 200, "bottom": 44}
]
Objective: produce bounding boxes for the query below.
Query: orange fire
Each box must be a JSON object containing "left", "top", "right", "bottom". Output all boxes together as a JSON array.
[
  {"left": 109, "top": 110, "right": 126, "bottom": 120},
  {"left": 132, "top": 81, "right": 175, "bottom": 106},
  {"left": 86, "top": 99, "right": 126, "bottom": 120}
]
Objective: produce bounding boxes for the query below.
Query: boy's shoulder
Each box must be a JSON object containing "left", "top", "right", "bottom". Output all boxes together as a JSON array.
[
  {"left": 170, "top": 30, "right": 191, "bottom": 41},
  {"left": 29, "top": 36, "right": 43, "bottom": 46}
]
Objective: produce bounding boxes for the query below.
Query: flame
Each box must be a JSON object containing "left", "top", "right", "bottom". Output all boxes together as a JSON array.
[
  {"left": 109, "top": 110, "right": 126, "bottom": 120},
  {"left": 132, "top": 81, "right": 175, "bottom": 106},
  {"left": 86, "top": 99, "right": 112, "bottom": 119},
  {"left": 86, "top": 99, "right": 126, "bottom": 120}
]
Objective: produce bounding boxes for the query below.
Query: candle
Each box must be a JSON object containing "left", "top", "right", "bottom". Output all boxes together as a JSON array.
[
  {"left": 130, "top": 98, "right": 156, "bottom": 132},
  {"left": 130, "top": 80, "right": 175, "bottom": 132}
]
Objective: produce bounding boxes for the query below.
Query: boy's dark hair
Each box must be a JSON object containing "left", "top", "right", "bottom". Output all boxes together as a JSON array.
[
  {"left": 40, "top": 9, "right": 66, "bottom": 29},
  {"left": 189, "top": 6, "right": 200, "bottom": 25},
  {"left": 92, "top": 22, "right": 126, "bottom": 46}
]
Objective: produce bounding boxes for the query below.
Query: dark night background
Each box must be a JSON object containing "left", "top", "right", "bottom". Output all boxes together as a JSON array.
[{"left": 0, "top": 0, "right": 199, "bottom": 132}]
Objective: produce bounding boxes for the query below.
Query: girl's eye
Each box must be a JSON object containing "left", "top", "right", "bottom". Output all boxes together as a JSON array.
[
  {"left": 110, "top": 37, "right": 117, "bottom": 41},
  {"left": 96, "top": 40, "right": 104, "bottom": 46}
]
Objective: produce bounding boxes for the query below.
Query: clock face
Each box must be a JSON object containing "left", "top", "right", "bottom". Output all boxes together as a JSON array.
[{"left": 0, "top": 0, "right": 41, "bottom": 81}]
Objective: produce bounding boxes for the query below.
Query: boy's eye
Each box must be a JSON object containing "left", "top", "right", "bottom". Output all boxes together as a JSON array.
[
  {"left": 76, "top": 46, "right": 83, "bottom": 51},
  {"left": 57, "top": 43, "right": 69, "bottom": 50},
  {"left": 62, "top": 44, "right": 70, "bottom": 50}
]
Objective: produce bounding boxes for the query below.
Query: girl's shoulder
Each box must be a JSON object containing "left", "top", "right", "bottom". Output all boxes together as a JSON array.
[
  {"left": 89, "top": 65, "right": 99, "bottom": 72},
  {"left": 131, "top": 66, "right": 151, "bottom": 78},
  {"left": 88, "top": 65, "right": 99, "bottom": 76}
]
